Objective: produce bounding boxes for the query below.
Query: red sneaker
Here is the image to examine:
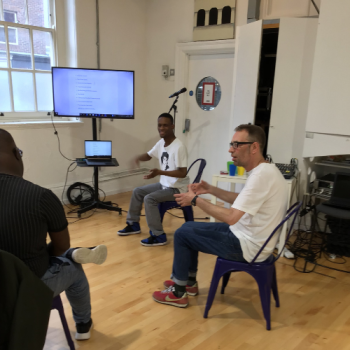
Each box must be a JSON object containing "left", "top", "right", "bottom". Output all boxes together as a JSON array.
[
  {"left": 152, "top": 286, "right": 189, "bottom": 308},
  {"left": 163, "top": 280, "right": 199, "bottom": 296}
]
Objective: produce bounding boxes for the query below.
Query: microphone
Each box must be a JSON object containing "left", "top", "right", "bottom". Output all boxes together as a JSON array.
[{"left": 169, "top": 87, "right": 187, "bottom": 98}]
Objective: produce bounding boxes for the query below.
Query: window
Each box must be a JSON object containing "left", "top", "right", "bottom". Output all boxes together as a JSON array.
[
  {"left": 0, "top": 0, "right": 55, "bottom": 118},
  {"left": 222, "top": 6, "right": 232, "bottom": 24},
  {"left": 209, "top": 8, "right": 218, "bottom": 26},
  {"left": 0, "top": 11, "right": 18, "bottom": 44},
  {"left": 197, "top": 9, "right": 205, "bottom": 27}
]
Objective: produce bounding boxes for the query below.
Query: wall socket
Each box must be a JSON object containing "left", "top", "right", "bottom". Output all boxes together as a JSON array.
[
  {"left": 184, "top": 118, "right": 190, "bottom": 131},
  {"left": 162, "top": 65, "right": 169, "bottom": 78},
  {"left": 170, "top": 69, "right": 175, "bottom": 76}
]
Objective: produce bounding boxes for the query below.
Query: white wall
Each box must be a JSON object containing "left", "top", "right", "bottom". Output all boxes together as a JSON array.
[
  {"left": 145, "top": 0, "right": 194, "bottom": 145},
  {"left": 266, "top": 18, "right": 318, "bottom": 197},
  {"left": 6, "top": 0, "right": 321, "bottom": 202},
  {"left": 305, "top": 0, "right": 350, "bottom": 136},
  {"left": 4, "top": 0, "right": 153, "bottom": 203},
  {"left": 259, "top": 0, "right": 321, "bottom": 19}
]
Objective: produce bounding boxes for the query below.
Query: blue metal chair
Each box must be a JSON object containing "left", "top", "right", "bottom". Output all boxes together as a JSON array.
[
  {"left": 51, "top": 295, "right": 75, "bottom": 350},
  {"left": 158, "top": 158, "right": 207, "bottom": 222},
  {"left": 204, "top": 201, "right": 302, "bottom": 330}
]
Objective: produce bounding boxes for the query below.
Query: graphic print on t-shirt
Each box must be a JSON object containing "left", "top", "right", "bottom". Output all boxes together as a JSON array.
[{"left": 161, "top": 152, "right": 169, "bottom": 170}]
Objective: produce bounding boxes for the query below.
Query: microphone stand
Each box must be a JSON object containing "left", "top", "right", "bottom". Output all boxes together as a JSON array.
[{"left": 168, "top": 95, "right": 179, "bottom": 132}]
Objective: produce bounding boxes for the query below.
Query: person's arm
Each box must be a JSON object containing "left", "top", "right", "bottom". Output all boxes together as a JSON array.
[
  {"left": 196, "top": 197, "right": 244, "bottom": 225},
  {"left": 174, "top": 185, "right": 245, "bottom": 225},
  {"left": 132, "top": 153, "right": 152, "bottom": 168},
  {"left": 191, "top": 180, "right": 239, "bottom": 204},
  {"left": 47, "top": 228, "right": 70, "bottom": 257},
  {"left": 40, "top": 190, "right": 70, "bottom": 256},
  {"left": 143, "top": 167, "right": 187, "bottom": 180}
]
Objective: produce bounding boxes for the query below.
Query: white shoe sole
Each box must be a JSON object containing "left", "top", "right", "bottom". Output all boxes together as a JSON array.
[
  {"left": 75, "top": 321, "right": 93, "bottom": 340},
  {"left": 140, "top": 241, "right": 168, "bottom": 247},
  {"left": 117, "top": 230, "right": 141, "bottom": 236},
  {"left": 72, "top": 245, "right": 107, "bottom": 265},
  {"left": 152, "top": 296, "right": 188, "bottom": 308}
]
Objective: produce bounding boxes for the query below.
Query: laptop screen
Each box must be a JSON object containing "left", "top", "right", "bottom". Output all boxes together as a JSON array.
[
  {"left": 85, "top": 141, "right": 112, "bottom": 158},
  {"left": 332, "top": 173, "right": 350, "bottom": 201}
]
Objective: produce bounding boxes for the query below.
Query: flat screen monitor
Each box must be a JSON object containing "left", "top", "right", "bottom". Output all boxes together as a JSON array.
[
  {"left": 52, "top": 67, "right": 134, "bottom": 119},
  {"left": 85, "top": 140, "right": 112, "bottom": 159}
]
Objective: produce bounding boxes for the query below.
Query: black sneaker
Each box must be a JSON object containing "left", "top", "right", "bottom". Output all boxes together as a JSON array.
[
  {"left": 117, "top": 222, "right": 141, "bottom": 236},
  {"left": 75, "top": 318, "right": 93, "bottom": 340},
  {"left": 140, "top": 231, "right": 167, "bottom": 246}
]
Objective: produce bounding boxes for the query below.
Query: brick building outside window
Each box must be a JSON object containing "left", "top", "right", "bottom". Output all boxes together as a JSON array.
[{"left": 0, "top": 0, "right": 55, "bottom": 116}]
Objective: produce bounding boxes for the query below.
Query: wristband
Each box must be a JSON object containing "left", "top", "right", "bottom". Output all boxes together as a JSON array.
[{"left": 191, "top": 195, "right": 198, "bottom": 206}]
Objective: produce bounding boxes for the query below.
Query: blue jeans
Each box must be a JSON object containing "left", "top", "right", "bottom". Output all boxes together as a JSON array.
[
  {"left": 172, "top": 221, "right": 246, "bottom": 286},
  {"left": 41, "top": 250, "right": 91, "bottom": 324}
]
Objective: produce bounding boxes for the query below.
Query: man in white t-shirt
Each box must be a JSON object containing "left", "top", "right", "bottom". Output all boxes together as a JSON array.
[
  {"left": 118, "top": 113, "right": 189, "bottom": 247},
  {"left": 152, "top": 124, "right": 288, "bottom": 308}
]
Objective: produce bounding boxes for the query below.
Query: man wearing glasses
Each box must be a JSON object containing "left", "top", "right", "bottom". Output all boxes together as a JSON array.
[
  {"left": 0, "top": 129, "right": 105, "bottom": 340},
  {"left": 152, "top": 124, "right": 288, "bottom": 308}
]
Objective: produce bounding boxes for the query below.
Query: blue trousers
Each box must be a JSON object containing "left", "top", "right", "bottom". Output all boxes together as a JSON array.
[
  {"left": 41, "top": 250, "right": 91, "bottom": 324},
  {"left": 171, "top": 221, "right": 246, "bottom": 286}
]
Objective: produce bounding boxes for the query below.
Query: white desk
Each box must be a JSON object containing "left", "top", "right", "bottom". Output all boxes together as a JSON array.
[{"left": 210, "top": 174, "right": 295, "bottom": 222}]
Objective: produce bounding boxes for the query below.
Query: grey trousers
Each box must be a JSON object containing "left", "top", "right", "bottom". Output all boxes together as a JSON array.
[
  {"left": 126, "top": 182, "right": 180, "bottom": 236},
  {"left": 41, "top": 253, "right": 91, "bottom": 324}
]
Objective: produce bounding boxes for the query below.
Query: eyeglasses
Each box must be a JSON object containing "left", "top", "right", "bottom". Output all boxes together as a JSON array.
[
  {"left": 17, "top": 147, "right": 23, "bottom": 157},
  {"left": 229, "top": 141, "right": 254, "bottom": 149}
]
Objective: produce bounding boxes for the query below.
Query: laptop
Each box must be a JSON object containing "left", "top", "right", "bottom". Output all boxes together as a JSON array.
[
  {"left": 323, "top": 172, "right": 350, "bottom": 210},
  {"left": 85, "top": 140, "right": 114, "bottom": 166}
]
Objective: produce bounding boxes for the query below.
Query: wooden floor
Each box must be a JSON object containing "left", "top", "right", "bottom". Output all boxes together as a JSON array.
[{"left": 44, "top": 192, "right": 350, "bottom": 350}]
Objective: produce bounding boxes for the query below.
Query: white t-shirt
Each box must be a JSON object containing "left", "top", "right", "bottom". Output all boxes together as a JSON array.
[
  {"left": 230, "top": 163, "right": 288, "bottom": 262},
  {"left": 147, "top": 138, "right": 190, "bottom": 193}
]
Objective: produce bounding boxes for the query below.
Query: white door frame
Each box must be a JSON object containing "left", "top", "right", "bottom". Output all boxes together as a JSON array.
[{"left": 174, "top": 40, "right": 235, "bottom": 142}]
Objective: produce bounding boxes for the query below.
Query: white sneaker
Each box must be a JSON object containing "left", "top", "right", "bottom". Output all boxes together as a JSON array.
[
  {"left": 283, "top": 248, "right": 294, "bottom": 259},
  {"left": 72, "top": 245, "right": 107, "bottom": 265}
]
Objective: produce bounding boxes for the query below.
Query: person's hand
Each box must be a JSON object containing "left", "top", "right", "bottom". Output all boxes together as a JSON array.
[
  {"left": 190, "top": 180, "right": 211, "bottom": 195},
  {"left": 130, "top": 156, "right": 140, "bottom": 170},
  {"left": 144, "top": 168, "right": 159, "bottom": 179},
  {"left": 174, "top": 185, "right": 196, "bottom": 207}
]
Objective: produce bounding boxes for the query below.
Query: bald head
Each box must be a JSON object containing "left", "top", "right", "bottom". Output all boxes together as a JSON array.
[
  {"left": 0, "top": 129, "right": 24, "bottom": 177},
  {"left": 0, "top": 129, "right": 16, "bottom": 151}
]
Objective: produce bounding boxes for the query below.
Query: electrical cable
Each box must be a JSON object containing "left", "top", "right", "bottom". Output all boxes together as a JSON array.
[
  {"left": 51, "top": 113, "right": 75, "bottom": 161},
  {"left": 323, "top": 252, "right": 346, "bottom": 264},
  {"left": 59, "top": 163, "right": 100, "bottom": 223},
  {"left": 51, "top": 113, "right": 110, "bottom": 222},
  {"left": 91, "top": 173, "right": 107, "bottom": 202},
  {"left": 67, "top": 182, "right": 94, "bottom": 205},
  {"left": 311, "top": 0, "right": 320, "bottom": 14},
  {"left": 61, "top": 162, "right": 78, "bottom": 211},
  {"left": 306, "top": 261, "right": 350, "bottom": 274},
  {"left": 67, "top": 208, "right": 97, "bottom": 224},
  {"left": 286, "top": 199, "right": 350, "bottom": 274}
]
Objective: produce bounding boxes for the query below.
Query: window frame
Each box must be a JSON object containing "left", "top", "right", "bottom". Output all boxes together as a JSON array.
[
  {"left": 0, "top": 10, "right": 18, "bottom": 44},
  {"left": 0, "top": 0, "right": 74, "bottom": 124}
]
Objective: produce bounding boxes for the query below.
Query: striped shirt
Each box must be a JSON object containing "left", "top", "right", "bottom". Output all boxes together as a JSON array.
[{"left": 0, "top": 174, "right": 68, "bottom": 278}]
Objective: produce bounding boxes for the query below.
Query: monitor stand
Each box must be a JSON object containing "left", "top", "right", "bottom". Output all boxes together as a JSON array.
[{"left": 77, "top": 118, "right": 122, "bottom": 217}]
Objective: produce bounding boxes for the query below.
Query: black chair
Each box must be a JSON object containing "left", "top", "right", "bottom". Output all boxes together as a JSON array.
[
  {"left": 51, "top": 295, "right": 75, "bottom": 350},
  {"left": 158, "top": 158, "right": 206, "bottom": 222},
  {"left": 0, "top": 250, "right": 53, "bottom": 350}
]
